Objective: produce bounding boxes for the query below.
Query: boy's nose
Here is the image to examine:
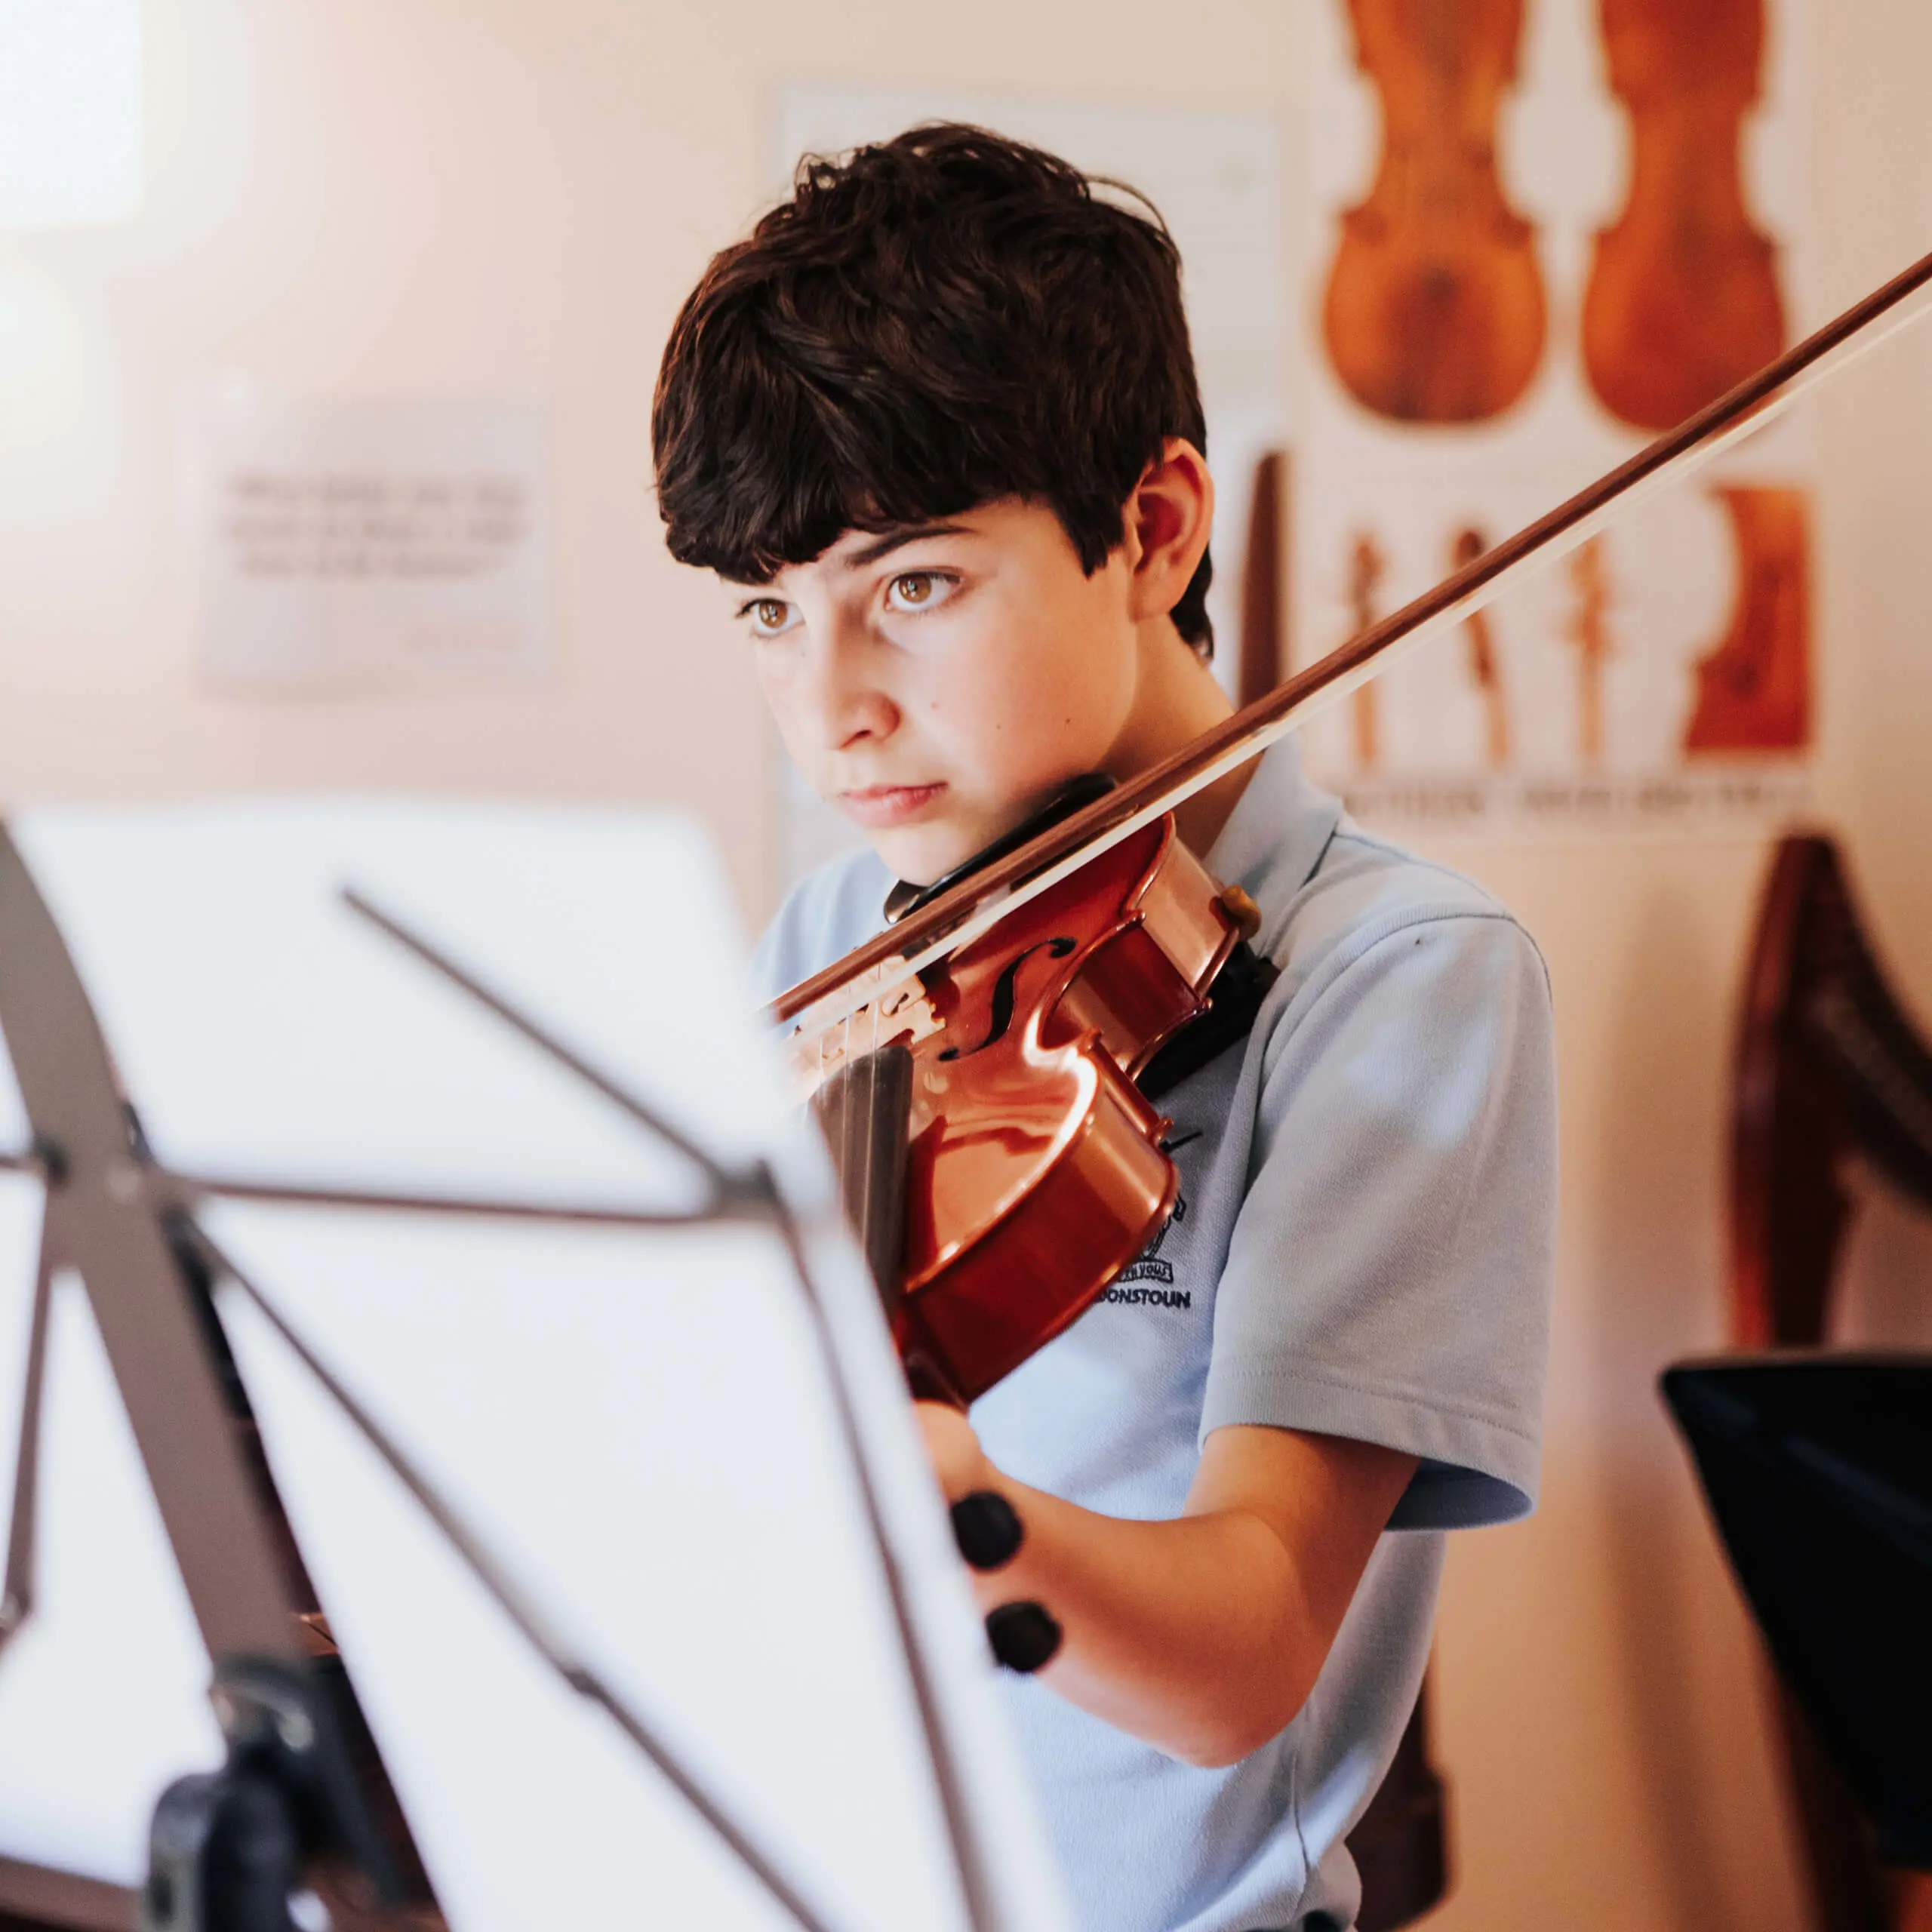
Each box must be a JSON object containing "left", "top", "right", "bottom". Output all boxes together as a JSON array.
[
  {"left": 804, "top": 626, "right": 900, "bottom": 751},
  {"left": 832, "top": 686, "right": 900, "bottom": 750}
]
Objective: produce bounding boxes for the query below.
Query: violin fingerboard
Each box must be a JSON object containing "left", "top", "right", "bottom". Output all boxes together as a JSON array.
[{"left": 810, "top": 1042, "right": 915, "bottom": 1320}]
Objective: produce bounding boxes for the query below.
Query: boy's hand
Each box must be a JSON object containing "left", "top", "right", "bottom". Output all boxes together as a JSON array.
[
  {"left": 914, "top": 1399, "right": 995, "bottom": 1501},
  {"left": 916, "top": 1402, "right": 1032, "bottom": 1576},
  {"left": 915, "top": 1401, "right": 1063, "bottom": 1672}
]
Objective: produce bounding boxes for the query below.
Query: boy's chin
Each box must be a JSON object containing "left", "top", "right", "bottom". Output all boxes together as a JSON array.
[
  {"left": 865, "top": 821, "right": 988, "bottom": 891},
  {"left": 864, "top": 790, "right": 1085, "bottom": 891}
]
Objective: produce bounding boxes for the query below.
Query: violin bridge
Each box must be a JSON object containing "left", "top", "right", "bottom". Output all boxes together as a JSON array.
[{"left": 784, "top": 973, "right": 941, "bottom": 1101}]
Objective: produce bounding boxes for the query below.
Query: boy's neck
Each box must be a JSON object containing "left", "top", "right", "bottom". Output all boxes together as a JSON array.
[{"left": 1103, "top": 617, "right": 1255, "bottom": 861}]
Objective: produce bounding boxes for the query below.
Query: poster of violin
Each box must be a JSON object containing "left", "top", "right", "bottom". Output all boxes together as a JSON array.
[{"left": 1296, "top": 0, "right": 1815, "bottom": 832}]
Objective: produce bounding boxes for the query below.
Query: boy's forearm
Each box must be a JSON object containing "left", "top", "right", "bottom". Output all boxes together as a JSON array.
[
  {"left": 919, "top": 1405, "right": 1417, "bottom": 1766},
  {"left": 960, "top": 1478, "right": 1327, "bottom": 1767}
]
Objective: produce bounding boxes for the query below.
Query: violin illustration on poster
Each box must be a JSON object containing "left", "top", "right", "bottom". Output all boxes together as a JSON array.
[
  {"left": 1321, "top": 0, "right": 1548, "bottom": 426},
  {"left": 1302, "top": 0, "right": 1814, "bottom": 832},
  {"left": 1583, "top": 0, "right": 1787, "bottom": 432}
]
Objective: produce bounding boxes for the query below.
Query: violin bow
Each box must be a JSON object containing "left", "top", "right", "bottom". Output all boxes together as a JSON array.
[{"left": 773, "top": 245, "right": 1932, "bottom": 1044}]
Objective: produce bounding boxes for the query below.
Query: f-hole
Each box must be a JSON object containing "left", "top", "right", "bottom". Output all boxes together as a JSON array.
[{"left": 940, "top": 938, "right": 1078, "bottom": 1061}]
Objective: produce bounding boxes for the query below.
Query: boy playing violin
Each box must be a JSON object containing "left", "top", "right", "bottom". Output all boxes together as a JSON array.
[{"left": 651, "top": 125, "right": 1555, "bottom": 1932}]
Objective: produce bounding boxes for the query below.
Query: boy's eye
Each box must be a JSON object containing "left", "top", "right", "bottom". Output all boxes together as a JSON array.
[
  {"left": 741, "top": 597, "right": 795, "bottom": 638},
  {"left": 884, "top": 571, "right": 955, "bottom": 614}
]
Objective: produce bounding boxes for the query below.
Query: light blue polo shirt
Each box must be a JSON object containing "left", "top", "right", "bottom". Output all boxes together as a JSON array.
[{"left": 753, "top": 739, "right": 1557, "bottom": 1932}]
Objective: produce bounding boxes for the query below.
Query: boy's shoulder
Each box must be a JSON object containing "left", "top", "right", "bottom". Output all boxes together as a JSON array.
[
  {"left": 750, "top": 842, "right": 894, "bottom": 1005},
  {"left": 1266, "top": 817, "right": 1546, "bottom": 995},
  {"left": 1215, "top": 743, "right": 1548, "bottom": 1011},
  {"left": 1198, "top": 751, "right": 1558, "bottom": 1534}
]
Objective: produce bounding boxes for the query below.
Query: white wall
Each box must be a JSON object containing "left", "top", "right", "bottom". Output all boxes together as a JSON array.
[
  {"left": 0, "top": 0, "right": 1293, "bottom": 915},
  {"left": 2, "top": 3, "right": 1927, "bottom": 1927}
]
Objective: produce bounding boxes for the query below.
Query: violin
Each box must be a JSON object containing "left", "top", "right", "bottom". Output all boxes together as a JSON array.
[
  {"left": 772, "top": 248, "right": 1932, "bottom": 1437},
  {"left": 806, "top": 779, "right": 1266, "bottom": 1407},
  {"left": 802, "top": 784, "right": 1272, "bottom": 1675},
  {"left": 1321, "top": 0, "right": 1548, "bottom": 424},
  {"left": 1583, "top": 0, "right": 1786, "bottom": 432}
]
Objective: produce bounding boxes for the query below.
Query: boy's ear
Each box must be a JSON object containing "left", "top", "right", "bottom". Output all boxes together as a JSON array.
[{"left": 1124, "top": 438, "right": 1215, "bottom": 626}]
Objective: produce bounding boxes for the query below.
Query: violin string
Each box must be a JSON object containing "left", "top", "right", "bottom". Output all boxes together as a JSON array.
[
  {"left": 854, "top": 1012, "right": 869, "bottom": 1282},
  {"left": 825, "top": 1016, "right": 851, "bottom": 1275},
  {"left": 861, "top": 996, "right": 878, "bottom": 1299},
  {"left": 831, "top": 1009, "right": 854, "bottom": 1278},
  {"left": 841, "top": 1009, "right": 857, "bottom": 1268}
]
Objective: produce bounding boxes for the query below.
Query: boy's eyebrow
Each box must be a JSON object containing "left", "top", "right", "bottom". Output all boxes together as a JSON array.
[{"left": 839, "top": 521, "right": 974, "bottom": 569}]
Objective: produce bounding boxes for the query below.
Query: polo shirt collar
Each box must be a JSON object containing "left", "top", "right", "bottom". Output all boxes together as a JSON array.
[{"left": 1204, "top": 734, "right": 1341, "bottom": 906}]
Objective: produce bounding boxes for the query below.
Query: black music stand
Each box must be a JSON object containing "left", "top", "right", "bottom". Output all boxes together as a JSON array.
[{"left": 1662, "top": 1355, "right": 1932, "bottom": 1872}]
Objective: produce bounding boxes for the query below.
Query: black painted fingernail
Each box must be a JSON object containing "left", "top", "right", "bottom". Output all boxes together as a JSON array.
[
  {"left": 986, "top": 1601, "right": 1062, "bottom": 1674},
  {"left": 951, "top": 1491, "right": 1024, "bottom": 1571}
]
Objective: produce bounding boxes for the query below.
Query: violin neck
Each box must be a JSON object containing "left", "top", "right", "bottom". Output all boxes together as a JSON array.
[{"left": 811, "top": 1044, "right": 916, "bottom": 1318}]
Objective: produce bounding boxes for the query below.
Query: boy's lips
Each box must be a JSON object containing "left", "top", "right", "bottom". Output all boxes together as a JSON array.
[{"left": 838, "top": 782, "right": 947, "bottom": 828}]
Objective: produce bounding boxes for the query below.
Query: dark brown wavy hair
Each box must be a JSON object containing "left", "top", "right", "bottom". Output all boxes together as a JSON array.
[{"left": 651, "top": 122, "right": 1214, "bottom": 652}]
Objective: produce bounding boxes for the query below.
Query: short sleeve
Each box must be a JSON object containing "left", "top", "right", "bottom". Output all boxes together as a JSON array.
[
  {"left": 748, "top": 912, "right": 799, "bottom": 1008},
  {"left": 1201, "top": 909, "right": 1557, "bottom": 1528},
  {"left": 747, "top": 847, "right": 894, "bottom": 1008}
]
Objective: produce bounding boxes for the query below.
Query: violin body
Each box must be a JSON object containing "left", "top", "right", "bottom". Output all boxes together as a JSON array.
[
  {"left": 1583, "top": 0, "right": 1786, "bottom": 432},
  {"left": 800, "top": 814, "right": 1243, "bottom": 1404},
  {"left": 1322, "top": 0, "right": 1547, "bottom": 424}
]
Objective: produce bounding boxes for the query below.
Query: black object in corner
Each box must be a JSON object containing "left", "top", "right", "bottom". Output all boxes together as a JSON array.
[{"left": 1662, "top": 1353, "right": 1932, "bottom": 1869}]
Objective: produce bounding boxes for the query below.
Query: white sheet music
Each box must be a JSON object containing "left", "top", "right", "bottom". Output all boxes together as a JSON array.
[{"left": 0, "top": 801, "right": 1072, "bottom": 1932}]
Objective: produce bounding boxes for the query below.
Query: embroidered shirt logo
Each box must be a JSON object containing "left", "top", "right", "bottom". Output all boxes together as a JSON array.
[
  {"left": 1100, "top": 1283, "right": 1192, "bottom": 1309},
  {"left": 1116, "top": 1192, "right": 1185, "bottom": 1287},
  {"left": 1103, "top": 1129, "right": 1200, "bottom": 1309}
]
